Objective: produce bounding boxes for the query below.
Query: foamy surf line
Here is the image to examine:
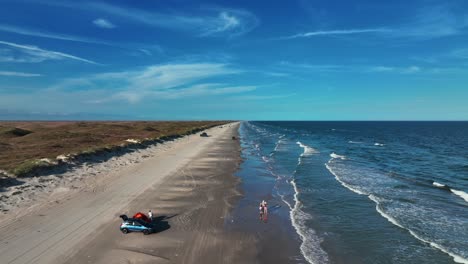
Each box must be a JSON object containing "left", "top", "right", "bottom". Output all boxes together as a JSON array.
[
  {"left": 330, "top": 152, "right": 346, "bottom": 160},
  {"left": 296, "top": 141, "right": 319, "bottom": 155},
  {"left": 326, "top": 164, "right": 468, "bottom": 264},
  {"left": 369, "top": 194, "right": 468, "bottom": 264},
  {"left": 271, "top": 137, "right": 285, "bottom": 155},
  {"left": 283, "top": 179, "right": 329, "bottom": 264},
  {"left": 279, "top": 148, "right": 329, "bottom": 264},
  {"left": 433, "top": 181, "right": 468, "bottom": 203},
  {"left": 451, "top": 189, "right": 468, "bottom": 203}
]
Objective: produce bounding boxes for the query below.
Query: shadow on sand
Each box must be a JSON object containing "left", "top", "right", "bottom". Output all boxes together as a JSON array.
[{"left": 150, "top": 214, "right": 177, "bottom": 234}]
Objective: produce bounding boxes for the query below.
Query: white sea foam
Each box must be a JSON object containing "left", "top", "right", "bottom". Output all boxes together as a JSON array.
[
  {"left": 371, "top": 195, "right": 468, "bottom": 264},
  {"left": 374, "top": 142, "right": 385, "bottom": 146},
  {"left": 369, "top": 195, "right": 405, "bottom": 229},
  {"left": 262, "top": 156, "right": 270, "bottom": 163},
  {"left": 296, "top": 141, "right": 319, "bottom": 156},
  {"left": 451, "top": 189, "right": 468, "bottom": 203},
  {"left": 348, "top": 141, "right": 363, "bottom": 144},
  {"left": 328, "top": 167, "right": 468, "bottom": 264},
  {"left": 325, "top": 162, "right": 367, "bottom": 195},
  {"left": 273, "top": 138, "right": 285, "bottom": 153},
  {"left": 288, "top": 179, "right": 329, "bottom": 264},
  {"left": 330, "top": 152, "right": 346, "bottom": 160},
  {"left": 273, "top": 142, "right": 280, "bottom": 152},
  {"left": 433, "top": 182, "right": 468, "bottom": 203}
]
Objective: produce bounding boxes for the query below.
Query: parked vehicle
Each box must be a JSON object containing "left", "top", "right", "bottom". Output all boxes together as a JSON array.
[{"left": 119, "top": 214, "right": 153, "bottom": 235}]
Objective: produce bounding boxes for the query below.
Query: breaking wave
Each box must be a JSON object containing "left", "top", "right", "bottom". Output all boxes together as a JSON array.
[
  {"left": 433, "top": 181, "right": 468, "bottom": 203},
  {"left": 286, "top": 179, "right": 329, "bottom": 264},
  {"left": 326, "top": 160, "right": 468, "bottom": 264},
  {"left": 330, "top": 152, "right": 346, "bottom": 160},
  {"left": 297, "top": 142, "right": 319, "bottom": 156}
]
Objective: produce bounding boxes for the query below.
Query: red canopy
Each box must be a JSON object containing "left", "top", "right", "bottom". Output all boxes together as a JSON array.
[{"left": 132, "top": 212, "right": 151, "bottom": 223}]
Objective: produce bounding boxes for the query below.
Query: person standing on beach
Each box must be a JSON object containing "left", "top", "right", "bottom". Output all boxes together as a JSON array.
[
  {"left": 259, "top": 202, "right": 264, "bottom": 220},
  {"left": 148, "top": 210, "right": 153, "bottom": 222},
  {"left": 259, "top": 200, "right": 268, "bottom": 222}
]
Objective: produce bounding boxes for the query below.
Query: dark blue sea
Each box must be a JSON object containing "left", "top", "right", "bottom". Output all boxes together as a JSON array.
[{"left": 237, "top": 121, "right": 468, "bottom": 264}]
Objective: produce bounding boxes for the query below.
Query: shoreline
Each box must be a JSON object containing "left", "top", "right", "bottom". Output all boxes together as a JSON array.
[
  {"left": 228, "top": 122, "right": 307, "bottom": 263},
  {"left": 65, "top": 122, "right": 258, "bottom": 264},
  {"left": 0, "top": 121, "right": 309, "bottom": 264},
  {"left": 0, "top": 122, "right": 264, "bottom": 264}
]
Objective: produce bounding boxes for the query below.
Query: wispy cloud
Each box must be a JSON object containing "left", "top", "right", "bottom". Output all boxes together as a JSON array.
[
  {"left": 278, "top": 61, "right": 347, "bottom": 72},
  {"left": 0, "top": 40, "right": 98, "bottom": 64},
  {"left": 263, "top": 72, "right": 290, "bottom": 77},
  {"left": 279, "top": 62, "right": 433, "bottom": 74},
  {"left": 282, "top": 28, "right": 390, "bottom": 39},
  {"left": 394, "top": 5, "right": 468, "bottom": 39},
  {"left": 93, "top": 18, "right": 116, "bottom": 29},
  {"left": 98, "top": 3, "right": 258, "bottom": 37},
  {"left": 282, "top": 62, "right": 468, "bottom": 75},
  {"left": 115, "top": 83, "right": 257, "bottom": 101},
  {"left": 0, "top": 71, "right": 42, "bottom": 77},
  {"left": 369, "top": 66, "right": 395, "bottom": 72},
  {"left": 53, "top": 62, "right": 253, "bottom": 103},
  {"left": 0, "top": 24, "right": 107, "bottom": 44},
  {"left": 32, "top": 1, "right": 258, "bottom": 37},
  {"left": 283, "top": 5, "right": 468, "bottom": 41},
  {"left": 450, "top": 49, "right": 468, "bottom": 59},
  {"left": 413, "top": 48, "right": 468, "bottom": 63},
  {"left": 369, "top": 65, "right": 421, "bottom": 74},
  {"left": 230, "top": 93, "right": 296, "bottom": 101},
  {"left": 0, "top": 23, "right": 154, "bottom": 55}
]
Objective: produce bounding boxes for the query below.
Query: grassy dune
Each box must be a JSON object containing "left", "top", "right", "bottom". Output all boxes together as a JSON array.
[{"left": 0, "top": 121, "right": 227, "bottom": 177}]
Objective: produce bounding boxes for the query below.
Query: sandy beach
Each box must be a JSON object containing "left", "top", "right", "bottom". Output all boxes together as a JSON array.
[{"left": 0, "top": 122, "right": 262, "bottom": 264}]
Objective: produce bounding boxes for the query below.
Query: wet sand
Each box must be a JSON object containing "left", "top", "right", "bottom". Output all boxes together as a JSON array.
[
  {"left": 0, "top": 122, "right": 305, "bottom": 264},
  {"left": 65, "top": 122, "right": 260, "bottom": 264}
]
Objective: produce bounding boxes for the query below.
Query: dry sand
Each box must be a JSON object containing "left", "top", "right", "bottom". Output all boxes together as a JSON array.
[{"left": 0, "top": 122, "right": 258, "bottom": 264}]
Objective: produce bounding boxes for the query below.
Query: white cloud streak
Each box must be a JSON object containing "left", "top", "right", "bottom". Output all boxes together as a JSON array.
[
  {"left": 52, "top": 62, "right": 253, "bottom": 103},
  {"left": 116, "top": 83, "right": 257, "bottom": 101},
  {"left": 0, "top": 40, "right": 98, "bottom": 64},
  {"left": 0, "top": 71, "right": 42, "bottom": 77},
  {"left": 31, "top": 1, "right": 258, "bottom": 37},
  {"left": 283, "top": 5, "right": 468, "bottom": 40},
  {"left": 93, "top": 18, "right": 116, "bottom": 29},
  {"left": 0, "top": 24, "right": 107, "bottom": 44},
  {"left": 280, "top": 62, "right": 432, "bottom": 74},
  {"left": 284, "top": 28, "right": 390, "bottom": 39},
  {"left": 369, "top": 65, "right": 421, "bottom": 74},
  {"left": 230, "top": 93, "right": 296, "bottom": 101}
]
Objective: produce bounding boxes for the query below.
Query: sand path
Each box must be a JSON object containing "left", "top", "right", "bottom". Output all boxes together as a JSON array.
[{"left": 0, "top": 123, "right": 245, "bottom": 264}]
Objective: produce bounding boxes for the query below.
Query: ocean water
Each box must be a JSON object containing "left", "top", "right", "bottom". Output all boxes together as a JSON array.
[{"left": 238, "top": 121, "right": 468, "bottom": 264}]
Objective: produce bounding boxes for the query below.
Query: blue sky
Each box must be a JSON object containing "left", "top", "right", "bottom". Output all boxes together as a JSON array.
[{"left": 1, "top": 0, "right": 467, "bottom": 120}]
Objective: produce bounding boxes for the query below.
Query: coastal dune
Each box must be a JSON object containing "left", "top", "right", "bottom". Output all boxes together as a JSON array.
[{"left": 0, "top": 123, "right": 257, "bottom": 264}]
